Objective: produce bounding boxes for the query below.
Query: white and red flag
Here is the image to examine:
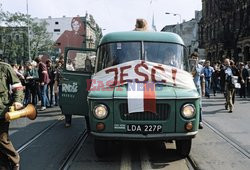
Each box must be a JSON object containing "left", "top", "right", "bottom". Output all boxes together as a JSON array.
[{"left": 127, "top": 82, "right": 156, "bottom": 113}]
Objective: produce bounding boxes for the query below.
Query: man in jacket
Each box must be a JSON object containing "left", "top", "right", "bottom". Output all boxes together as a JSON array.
[
  {"left": 224, "top": 59, "right": 237, "bottom": 113},
  {"left": 0, "top": 60, "right": 24, "bottom": 170},
  {"left": 191, "top": 53, "right": 204, "bottom": 129}
]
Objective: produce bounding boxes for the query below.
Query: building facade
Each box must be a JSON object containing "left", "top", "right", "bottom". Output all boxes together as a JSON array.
[
  {"left": 199, "top": 0, "right": 250, "bottom": 63},
  {"left": 35, "top": 13, "right": 102, "bottom": 56},
  {"left": 161, "top": 11, "right": 205, "bottom": 59},
  {"left": 34, "top": 16, "right": 72, "bottom": 42}
]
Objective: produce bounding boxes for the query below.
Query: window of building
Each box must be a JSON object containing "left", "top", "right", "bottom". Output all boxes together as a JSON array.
[
  {"left": 55, "top": 21, "right": 59, "bottom": 25},
  {"left": 16, "top": 35, "right": 19, "bottom": 41},
  {"left": 54, "top": 29, "right": 60, "bottom": 32}
]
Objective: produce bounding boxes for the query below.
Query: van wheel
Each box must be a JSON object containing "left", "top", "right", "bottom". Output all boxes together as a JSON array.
[
  {"left": 94, "top": 139, "right": 108, "bottom": 157},
  {"left": 175, "top": 139, "right": 192, "bottom": 157}
]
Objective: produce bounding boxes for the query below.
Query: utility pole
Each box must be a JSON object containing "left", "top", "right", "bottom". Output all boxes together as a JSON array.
[{"left": 26, "top": 0, "right": 31, "bottom": 61}]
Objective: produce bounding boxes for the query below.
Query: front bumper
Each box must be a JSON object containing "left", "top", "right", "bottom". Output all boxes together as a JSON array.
[{"left": 91, "top": 131, "right": 198, "bottom": 141}]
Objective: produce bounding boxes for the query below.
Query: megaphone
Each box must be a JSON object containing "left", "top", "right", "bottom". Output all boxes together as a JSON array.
[{"left": 5, "top": 104, "right": 37, "bottom": 121}]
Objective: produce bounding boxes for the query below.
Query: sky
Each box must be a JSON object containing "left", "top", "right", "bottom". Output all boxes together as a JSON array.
[{"left": 1, "top": 0, "right": 202, "bottom": 34}]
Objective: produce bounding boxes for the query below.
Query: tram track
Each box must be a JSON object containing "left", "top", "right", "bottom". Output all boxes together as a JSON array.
[
  {"left": 186, "top": 155, "right": 199, "bottom": 170},
  {"left": 17, "top": 116, "right": 64, "bottom": 154},
  {"left": 203, "top": 120, "right": 250, "bottom": 159},
  {"left": 59, "top": 129, "right": 89, "bottom": 170}
]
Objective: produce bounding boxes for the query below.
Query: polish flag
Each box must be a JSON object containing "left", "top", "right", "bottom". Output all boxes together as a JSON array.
[{"left": 127, "top": 82, "right": 156, "bottom": 114}]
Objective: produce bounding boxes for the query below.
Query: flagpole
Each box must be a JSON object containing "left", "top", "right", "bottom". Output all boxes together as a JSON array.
[{"left": 26, "top": 0, "right": 31, "bottom": 61}]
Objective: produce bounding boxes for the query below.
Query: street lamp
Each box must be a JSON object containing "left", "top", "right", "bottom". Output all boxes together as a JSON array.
[
  {"left": 165, "top": 12, "right": 182, "bottom": 24},
  {"left": 165, "top": 12, "right": 182, "bottom": 36},
  {"left": 26, "top": 0, "right": 31, "bottom": 61}
]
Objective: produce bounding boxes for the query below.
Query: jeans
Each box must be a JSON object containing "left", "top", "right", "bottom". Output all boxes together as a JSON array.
[
  {"left": 48, "top": 83, "right": 54, "bottom": 106},
  {"left": 212, "top": 79, "right": 220, "bottom": 95},
  {"left": 205, "top": 78, "right": 211, "bottom": 97},
  {"left": 24, "top": 86, "right": 38, "bottom": 106},
  {"left": 40, "top": 84, "right": 49, "bottom": 107}
]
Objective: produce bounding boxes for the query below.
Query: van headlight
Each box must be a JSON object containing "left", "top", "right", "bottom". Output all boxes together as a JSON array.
[
  {"left": 93, "top": 104, "right": 108, "bottom": 119},
  {"left": 181, "top": 104, "right": 196, "bottom": 118}
]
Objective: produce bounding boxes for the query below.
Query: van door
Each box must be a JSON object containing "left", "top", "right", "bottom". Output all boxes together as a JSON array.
[{"left": 59, "top": 48, "right": 96, "bottom": 116}]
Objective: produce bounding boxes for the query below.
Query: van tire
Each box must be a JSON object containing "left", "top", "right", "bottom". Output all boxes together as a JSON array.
[
  {"left": 94, "top": 139, "right": 108, "bottom": 157},
  {"left": 175, "top": 139, "right": 192, "bottom": 157}
]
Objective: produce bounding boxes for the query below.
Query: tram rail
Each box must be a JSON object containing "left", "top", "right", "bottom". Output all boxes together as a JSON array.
[
  {"left": 59, "top": 129, "right": 89, "bottom": 170},
  {"left": 186, "top": 155, "right": 199, "bottom": 170},
  {"left": 203, "top": 120, "right": 250, "bottom": 159}
]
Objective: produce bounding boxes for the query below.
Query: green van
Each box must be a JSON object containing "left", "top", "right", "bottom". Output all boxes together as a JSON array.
[{"left": 59, "top": 31, "right": 200, "bottom": 157}]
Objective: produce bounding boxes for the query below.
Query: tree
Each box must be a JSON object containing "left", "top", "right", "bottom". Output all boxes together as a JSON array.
[
  {"left": 214, "top": 0, "right": 249, "bottom": 61},
  {"left": 0, "top": 8, "right": 53, "bottom": 63},
  {"left": 30, "top": 20, "right": 53, "bottom": 59}
]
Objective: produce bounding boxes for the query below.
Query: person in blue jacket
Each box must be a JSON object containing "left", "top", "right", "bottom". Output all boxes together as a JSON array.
[{"left": 202, "top": 60, "right": 214, "bottom": 98}]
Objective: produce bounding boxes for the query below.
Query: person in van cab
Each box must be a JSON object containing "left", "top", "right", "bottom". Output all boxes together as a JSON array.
[
  {"left": 66, "top": 59, "right": 75, "bottom": 71},
  {"left": 84, "top": 56, "right": 93, "bottom": 73},
  {"left": 167, "top": 48, "right": 178, "bottom": 68}
]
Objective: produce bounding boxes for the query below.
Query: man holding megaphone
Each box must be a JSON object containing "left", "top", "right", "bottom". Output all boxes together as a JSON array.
[{"left": 0, "top": 60, "right": 24, "bottom": 170}]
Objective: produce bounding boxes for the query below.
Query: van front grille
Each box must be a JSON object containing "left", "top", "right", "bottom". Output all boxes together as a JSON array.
[{"left": 119, "top": 103, "right": 169, "bottom": 121}]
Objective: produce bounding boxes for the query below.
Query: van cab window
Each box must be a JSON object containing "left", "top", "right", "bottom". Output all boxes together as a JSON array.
[
  {"left": 97, "top": 42, "right": 141, "bottom": 71},
  {"left": 66, "top": 50, "right": 96, "bottom": 72}
]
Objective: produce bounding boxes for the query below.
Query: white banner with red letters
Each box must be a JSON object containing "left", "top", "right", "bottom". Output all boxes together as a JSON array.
[{"left": 91, "top": 60, "right": 196, "bottom": 114}]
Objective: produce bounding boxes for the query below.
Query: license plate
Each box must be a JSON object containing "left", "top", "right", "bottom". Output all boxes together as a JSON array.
[{"left": 126, "top": 124, "right": 162, "bottom": 133}]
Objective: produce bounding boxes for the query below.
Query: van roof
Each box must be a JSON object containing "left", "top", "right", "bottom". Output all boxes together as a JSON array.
[{"left": 99, "top": 31, "right": 185, "bottom": 46}]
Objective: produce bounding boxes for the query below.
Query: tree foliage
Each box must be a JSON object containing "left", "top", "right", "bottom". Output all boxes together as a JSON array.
[
  {"left": 214, "top": 0, "right": 249, "bottom": 58},
  {"left": 30, "top": 21, "right": 53, "bottom": 59},
  {"left": 0, "top": 5, "right": 53, "bottom": 63}
]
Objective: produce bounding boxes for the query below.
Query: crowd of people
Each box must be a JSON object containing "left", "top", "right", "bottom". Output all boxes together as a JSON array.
[
  {"left": 191, "top": 52, "right": 250, "bottom": 128},
  {"left": 10, "top": 56, "right": 64, "bottom": 111}
]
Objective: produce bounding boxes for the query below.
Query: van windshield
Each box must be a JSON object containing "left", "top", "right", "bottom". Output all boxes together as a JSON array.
[
  {"left": 96, "top": 42, "right": 185, "bottom": 71},
  {"left": 97, "top": 42, "right": 141, "bottom": 71},
  {"left": 144, "top": 42, "right": 185, "bottom": 69}
]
